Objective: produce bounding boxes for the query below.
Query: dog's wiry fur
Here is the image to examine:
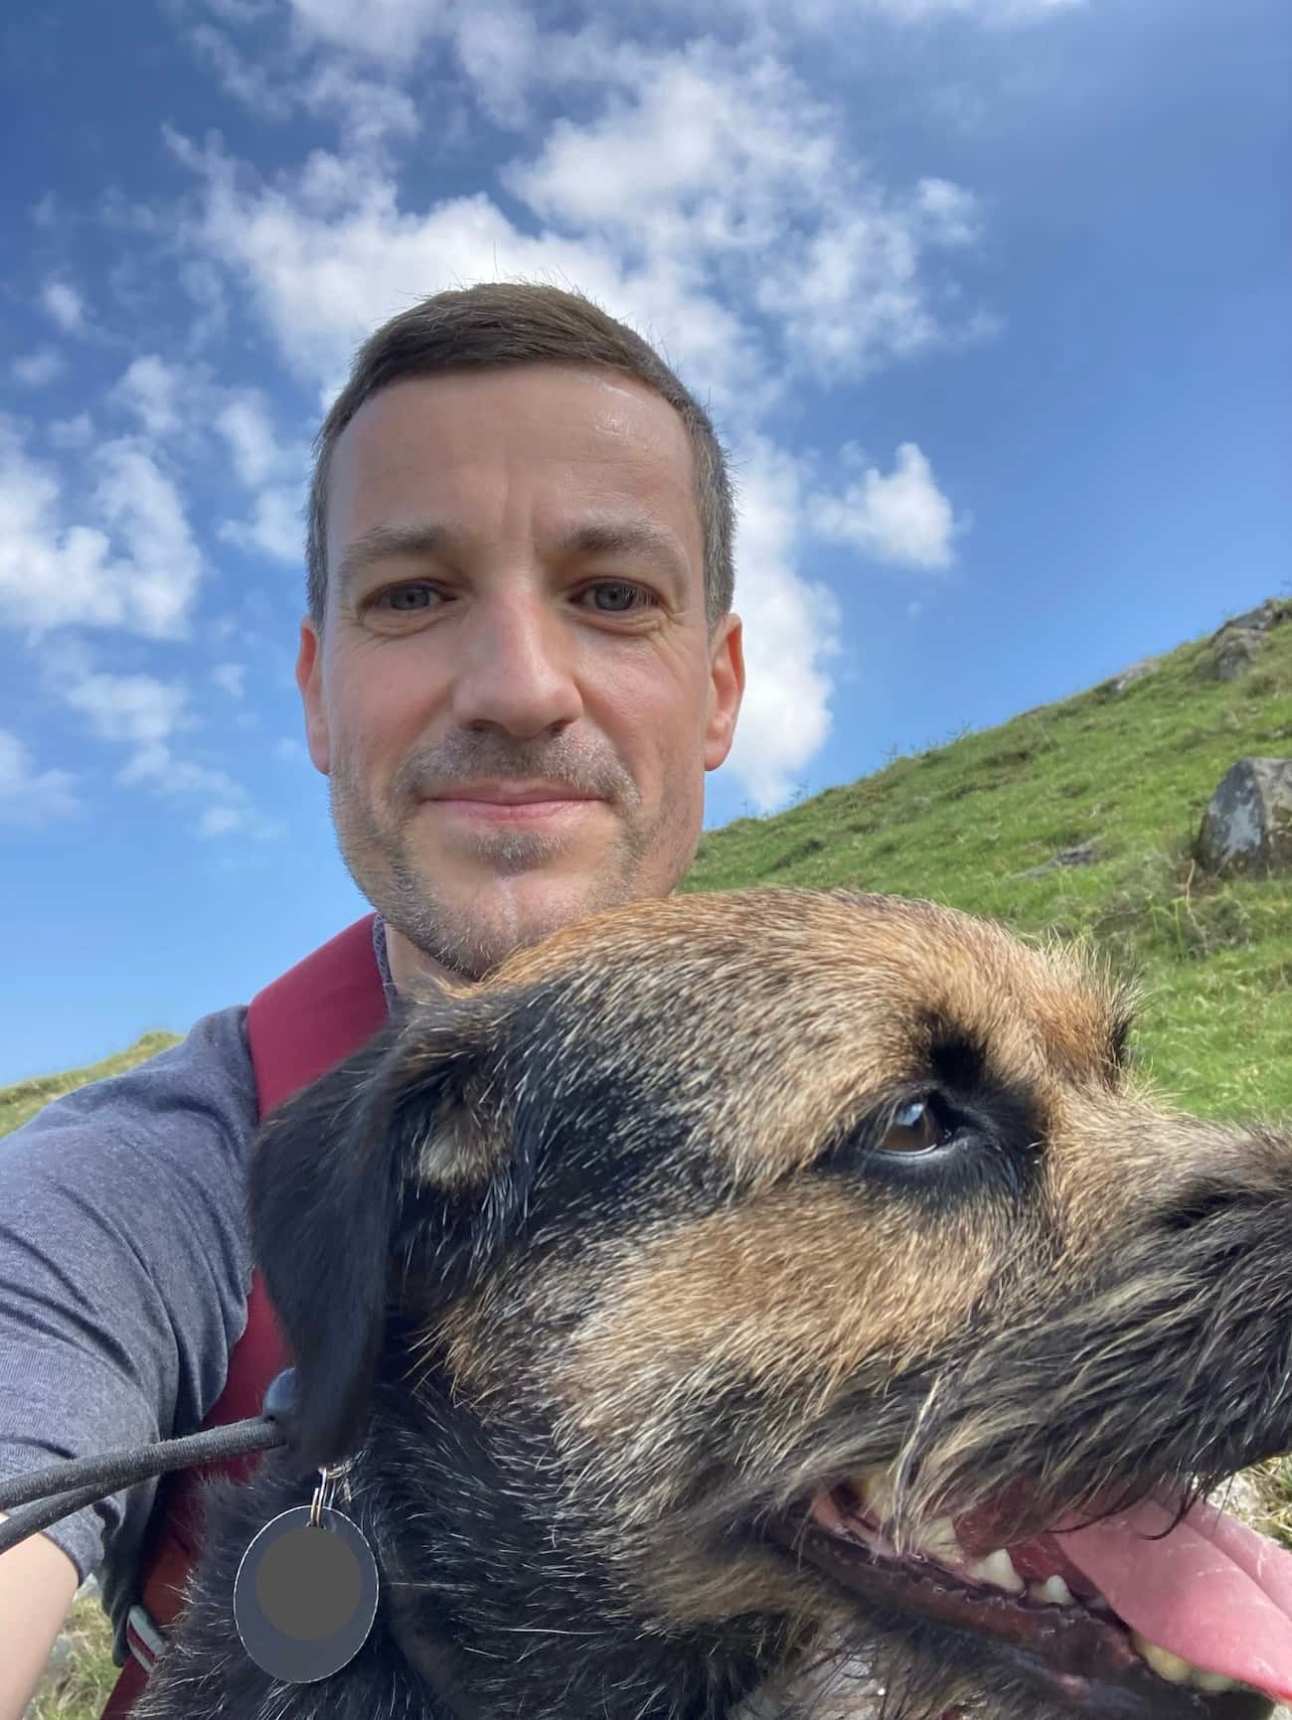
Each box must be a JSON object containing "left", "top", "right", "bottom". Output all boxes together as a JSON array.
[{"left": 132, "top": 888, "right": 1292, "bottom": 1719}]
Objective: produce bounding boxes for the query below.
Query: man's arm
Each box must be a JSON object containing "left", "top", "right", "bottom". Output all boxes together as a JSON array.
[
  {"left": 0, "top": 1005, "right": 259, "bottom": 1705},
  {"left": 0, "top": 1515, "right": 79, "bottom": 1720}
]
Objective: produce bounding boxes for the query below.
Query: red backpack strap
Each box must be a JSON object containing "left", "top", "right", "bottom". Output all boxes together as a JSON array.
[{"left": 103, "top": 915, "right": 388, "bottom": 1717}]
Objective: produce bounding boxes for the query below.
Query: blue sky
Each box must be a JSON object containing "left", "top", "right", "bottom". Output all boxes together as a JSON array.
[{"left": 1, "top": 0, "right": 1288, "bottom": 1085}]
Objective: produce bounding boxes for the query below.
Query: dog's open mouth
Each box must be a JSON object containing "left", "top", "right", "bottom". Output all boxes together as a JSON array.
[{"left": 769, "top": 1465, "right": 1292, "bottom": 1715}]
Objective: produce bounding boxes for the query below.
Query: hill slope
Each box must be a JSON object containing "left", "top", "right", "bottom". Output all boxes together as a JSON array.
[
  {"left": 0, "top": 1032, "right": 181, "bottom": 1138},
  {"left": 683, "top": 599, "right": 1292, "bottom": 1120}
]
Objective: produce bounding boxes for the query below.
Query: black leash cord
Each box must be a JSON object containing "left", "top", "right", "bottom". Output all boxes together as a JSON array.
[{"left": 0, "top": 1416, "right": 288, "bottom": 1557}]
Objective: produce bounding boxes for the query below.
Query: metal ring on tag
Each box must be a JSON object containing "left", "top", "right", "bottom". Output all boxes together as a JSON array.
[{"left": 233, "top": 1497, "right": 379, "bottom": 1684}]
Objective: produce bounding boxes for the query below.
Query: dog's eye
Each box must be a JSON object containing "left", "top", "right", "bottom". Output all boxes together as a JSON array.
[{"left": 877, "top": 1098, "right": 947, "bottom": 1155}]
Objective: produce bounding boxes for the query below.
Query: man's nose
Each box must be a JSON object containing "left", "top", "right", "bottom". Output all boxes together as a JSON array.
[{"left": 447, "top": 591, "right": 583, "bottom": 738}]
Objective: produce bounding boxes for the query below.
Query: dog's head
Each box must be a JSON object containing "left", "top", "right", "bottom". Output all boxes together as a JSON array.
[{"left": 251, "top": 888, "right": 1292, "bottom": 1719}]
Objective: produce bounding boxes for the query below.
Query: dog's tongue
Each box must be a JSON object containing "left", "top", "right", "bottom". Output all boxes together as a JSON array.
[{"left": 1057, "top": 1497, "right": 1292, "bottom": 1700}]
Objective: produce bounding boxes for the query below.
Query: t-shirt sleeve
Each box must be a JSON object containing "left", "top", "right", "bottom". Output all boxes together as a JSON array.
[{"left": 0, "top": 1006, "right": 258, "bottom": 1595}]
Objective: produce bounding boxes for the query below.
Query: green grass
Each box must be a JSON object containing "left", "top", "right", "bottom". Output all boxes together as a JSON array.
[
  {"left": 684, "top": 603, "right": 1292, "bottom": 1120},
  {"left": 6, "top": 599, "right": 1291, "bottom": 1715},
  {"left": 23, "top": 1592, "right": 119, "bottom": 1719},
  {"left": 0, "top": 1033, "right": 181, "bottom": 1138}
]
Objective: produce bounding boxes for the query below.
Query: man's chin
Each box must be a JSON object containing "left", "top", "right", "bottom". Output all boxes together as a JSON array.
[{"left": 382, "top": 865, "right": 642, "bottom": 986}]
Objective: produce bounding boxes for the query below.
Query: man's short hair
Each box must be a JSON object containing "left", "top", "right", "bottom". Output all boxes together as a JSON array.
[{"left": 307, "top": 281, "right": 737, "bottom": 631}]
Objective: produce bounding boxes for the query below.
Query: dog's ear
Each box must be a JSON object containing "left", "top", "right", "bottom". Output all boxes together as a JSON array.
[{"left": 248, "top": 988, "right": 517, "bottom": 1472}]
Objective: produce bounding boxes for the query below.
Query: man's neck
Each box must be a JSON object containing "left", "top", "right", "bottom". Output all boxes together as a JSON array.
[{"left": 382, "top": 920, "right": 463, "bottom": 998}]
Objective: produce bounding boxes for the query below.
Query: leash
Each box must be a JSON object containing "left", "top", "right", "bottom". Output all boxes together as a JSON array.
[{"left": 0, "top": 1417, "right": 288, "bottom": 1554}]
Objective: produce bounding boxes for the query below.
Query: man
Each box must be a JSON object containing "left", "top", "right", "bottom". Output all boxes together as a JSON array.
[{"left": 0, "top": 279, "right": 745, "bottom": 1720}]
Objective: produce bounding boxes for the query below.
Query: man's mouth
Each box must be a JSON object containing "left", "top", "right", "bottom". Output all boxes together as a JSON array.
[
  {"left": 428, "top": 781, "right": 604, "bottom": 821},
  {"left": 433, "top": 798, "right": 595, "bottom": 820},
  {"left": 766, "top": 1462, "right": 1292, "bottom": 1714}
]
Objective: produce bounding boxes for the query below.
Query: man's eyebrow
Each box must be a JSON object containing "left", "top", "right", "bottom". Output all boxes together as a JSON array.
[{"left": 335, "top": 516, "right": 691, "bottom": 595}]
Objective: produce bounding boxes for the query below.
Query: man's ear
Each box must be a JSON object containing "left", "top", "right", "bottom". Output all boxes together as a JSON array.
[
  {"left": 248, "top": 990, "right": 515, "bottom": 1472},
  {"left": 294, "top": 618, "right": 331, "bottom": 776}
]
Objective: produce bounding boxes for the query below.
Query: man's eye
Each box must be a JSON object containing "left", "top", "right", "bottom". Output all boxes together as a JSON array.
[
  {"left": 582, "top": 581, "right": 654, "bottom": 613},
  {"left": 877, "top": 1097, "right": 949, "bottom": 1155},
  {"left": 375, "top": 584, "right": 437, "bottom": 612}
]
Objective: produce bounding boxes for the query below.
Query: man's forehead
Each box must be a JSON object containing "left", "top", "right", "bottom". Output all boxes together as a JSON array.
[
  {"left": 333, "top": 367, "right": 693, "bottom": 470},
  {"left": 324, "top": 371, "right": 704, "bottom": 590}
]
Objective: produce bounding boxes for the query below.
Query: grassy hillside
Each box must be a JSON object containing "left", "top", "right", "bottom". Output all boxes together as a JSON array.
[
  {"left": 0, "top": 1033, "right": 181, "bottom": 1138},
  {"left": 684, "top": 600, "right": 1292, "bottom": 1120},
  {"left": 5, "top": 598, "right": 1290, "bottom": 1717}
]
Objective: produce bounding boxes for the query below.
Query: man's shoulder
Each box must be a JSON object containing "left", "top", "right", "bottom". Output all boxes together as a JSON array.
[{"left": 10, "top": 1004, "right": 258, "bottom": 1155}]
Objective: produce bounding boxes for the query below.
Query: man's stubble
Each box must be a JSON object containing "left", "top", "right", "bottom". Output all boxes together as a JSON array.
[{"left": 326, "top": 731, "right": 696, "bottom": 982}]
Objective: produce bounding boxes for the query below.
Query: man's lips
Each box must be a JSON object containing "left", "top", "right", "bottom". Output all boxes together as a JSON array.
[
  {"left": 431, "top": 781, "right": 601, "bottom": 803},
  {"left": 426, "top": 785, "right": 604, "bottom": 819}
]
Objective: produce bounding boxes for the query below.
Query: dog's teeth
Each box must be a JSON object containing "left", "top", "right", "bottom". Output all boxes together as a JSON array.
[
  {"left": 1128, "top": 1631, "right": 1244, "bottom": 1691},
  {"left": 856, "top": 1465, "right": 900, "bottom": 1522},
  {"left": 1130, "top": 1634, "right": 1193, "bottom": 1685},
  {"left": 1028, "top": 1575, "right": 1074, "bottom": 1606},
  {"left": 1192, "top": 1670, "right": 1239, "bottom": 1693},
  {"left": 966, "top": 1548, "right": 1024, "bottom": 1594},
  {"left": 915, "top": 1516, "right": 962, "bottom": 1563},
  {"left": 811, "top": 1492, "right": 852, "bottom": 1537}
]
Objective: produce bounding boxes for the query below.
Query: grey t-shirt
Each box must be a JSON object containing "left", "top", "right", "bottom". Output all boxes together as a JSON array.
[{"left": 0, "top": 919, "right": 395, "bottom": 1669}]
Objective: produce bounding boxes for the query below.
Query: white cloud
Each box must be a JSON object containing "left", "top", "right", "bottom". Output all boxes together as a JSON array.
[
  {"left": 119, "top": 739, "right": 232, "bottom": 792},
  {"left": 810, "top": 442, "right": 960, "bottom": 569},
  {"left": 93, "top": 440, "right": 205, "bottom": 631},
  {"left": 214, "top": 393, "right": 279, "bottom": 486},
  {"left": 55, "top": 664, "right": 190, "bottom": 749},
  {"left": 212, "top": 662, "right": 247, "bottom": 698},
  {"left": 191, "top": 22, "right": 295, "bottom": 119},
  {"left": 752, "top": 179, "right": 986, "bottom": 381},
  {"left": 167, "top": 26, "right": 986, "bottom": 414},
  {"left": 214, "top": 391, "right": 309, "bottom": 563},
  {"left": 0, "top": 731, "right": 79, "bottom": 826},
  {"left": 40, "top": 280, "right": 87, "bottom": 335},
  {"left": 48, "top": 412, "right": 94, "bottom": 450},
  {"left": 863, "top": 0, "right": 1081, "bottom": 18},
  {"left": 718, "top": 436, "right": 841, "bottom": 810},
  {"left": 286, "top": 0, "right": 449, "bottom": 61},
  {"left": 218, "top": 485, "right": 304, "bottom": 563},
  {"left": 39, "top": 642, "right": 280, "bottom": 841},
  {"left": 198, "top": 804, "right": 249, "bottom": 837},
  {"left": 0, "top": 419, "right": 202, "bottom": 637},
  {"left": 120, "top": 742, "right": 284, "bottom": 840},
  {"left": 452, "top": 2, "right": 541, "bottom": 130},
  {"left": 503, "top": 47, "right": 833, "bottom": 239},
  {"left": 12, "top": 348, "right": 65, "bottom": 387},
  {"left": 915, "top": 177, "right": 983, "bottom": 246},
  {"left": 302, "top": 62, "right": 421, "bottom": 158},
  {"left": 114, "top": 355, "right": 187, "bottom": 436},
  {"left": 710, "top": 0, "right": 1080, "bottom": 22},
  {"left": 205, "top": 0, "right": 274, "bottom": 20}
]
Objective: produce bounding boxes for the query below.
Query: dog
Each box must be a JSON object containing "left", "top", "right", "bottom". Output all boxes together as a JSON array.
[{"left": 132, "top": 888, "right": 1292, "bottom": 1719}]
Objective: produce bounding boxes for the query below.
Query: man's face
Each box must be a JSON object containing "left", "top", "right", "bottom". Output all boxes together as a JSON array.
[{"left": 297, "top": 363, "right": 744, "bottom": 985}]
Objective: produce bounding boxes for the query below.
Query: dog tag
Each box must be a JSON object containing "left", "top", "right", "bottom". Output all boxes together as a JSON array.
[{"left": 234, "top": 1504, "right": 379, "bottom": 1683}]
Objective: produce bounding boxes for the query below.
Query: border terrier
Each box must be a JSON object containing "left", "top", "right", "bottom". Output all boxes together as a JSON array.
[{"left": 134, "top": 888, "right": 1292, "bottom": 1719}]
